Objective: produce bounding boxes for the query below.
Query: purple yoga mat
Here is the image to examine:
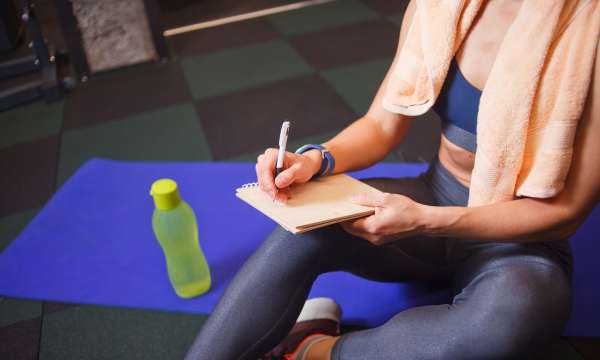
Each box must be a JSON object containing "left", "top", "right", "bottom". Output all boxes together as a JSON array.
[{"left": 0, "top": 159, "right": 598, "bottom": 335}]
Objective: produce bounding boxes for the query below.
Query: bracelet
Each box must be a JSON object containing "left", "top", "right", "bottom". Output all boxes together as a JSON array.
[{"left": 295, "top": 144, "right": 335, "bottom": 178}]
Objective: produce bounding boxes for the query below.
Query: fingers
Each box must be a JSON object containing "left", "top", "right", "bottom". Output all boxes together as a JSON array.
[
  {"left": 340, "top": 217, "right": 380, "bottom": 244},
  {"left": 255, "top": 149, "right": 311, "bottom": 201},
  {"left": 340, "top": 221, "right": 364, "bottom": 238},
  {"left": 345, "top": 216, "right": 378, "bottom": 234},
  {"left": 274, "top": 162, "right": 301, "bottom": 189},
  {"left": 256, "top": 148, "right": 278, "bottom": 198},
  {"left": 274, "top": 188, "right": 291, "bottom": 202},
  {"left": 351, "top": 191, "right": 388, "bottom": 207}
]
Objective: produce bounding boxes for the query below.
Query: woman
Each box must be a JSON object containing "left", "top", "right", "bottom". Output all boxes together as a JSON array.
[{"left": 187, "top": 0, "right": 600, "bottom": 359}]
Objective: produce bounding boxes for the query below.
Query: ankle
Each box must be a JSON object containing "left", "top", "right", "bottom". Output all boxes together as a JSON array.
[
  {"left": 302, "top": 335, "right": 339, "bottom": 360},
  {"left": 282, "top": 334, "right": 339, "bottom": 360}
]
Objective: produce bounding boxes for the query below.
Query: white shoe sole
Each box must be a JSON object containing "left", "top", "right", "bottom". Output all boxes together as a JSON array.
[{"left": 297, "top": 297, "right": 341, "bottom": 323}]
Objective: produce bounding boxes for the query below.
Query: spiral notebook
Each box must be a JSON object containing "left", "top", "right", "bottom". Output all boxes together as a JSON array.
[{"left": 235, "top": 174, "right": 382, "bottom": 234}]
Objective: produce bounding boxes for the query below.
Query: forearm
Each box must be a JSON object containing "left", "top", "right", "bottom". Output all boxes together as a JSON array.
[
  {"left": 421, "top": 198, "right": 580, "bottom": 243},
  {"left": 320, "top": 115, "right": 409, "bottom": 174}
]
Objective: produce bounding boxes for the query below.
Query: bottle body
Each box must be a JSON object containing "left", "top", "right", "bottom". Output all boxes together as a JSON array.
[{"left": 152, "top": 201, "right": 211, "bottom": 298}]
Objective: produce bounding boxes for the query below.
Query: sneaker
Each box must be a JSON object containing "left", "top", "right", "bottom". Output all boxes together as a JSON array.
[{"left": 261, "top": 297, "right": 341, "bottom": 360}]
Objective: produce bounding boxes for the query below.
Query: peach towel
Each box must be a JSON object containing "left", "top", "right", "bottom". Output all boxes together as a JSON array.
[{"left": 383, "top": 0, "right": 600, "bottom": 206}]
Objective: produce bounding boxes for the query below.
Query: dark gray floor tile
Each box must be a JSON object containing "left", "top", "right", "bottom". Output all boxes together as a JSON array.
[
  {"left": 43, "top": 302, "right": 80, "bottom": 316},
  {"left": 0, "top": 317, "right": 40, "bottom": 360},
  {"left": 0, "top": 136, "right": 58, "bottom": 217},
  {"left": 64, "top": 61, "right": 191, "bottom": 129},
  {"left": 168, "top": 19, "right": 279, "bottom": 57},
  {"left": 196, "top": 74, "right": 356, "bottom": 159},
  {"left": 567, "top": 337, "right": 600, "bottom": 359},
  {"left": 0, "top": 100, "right": 63, "bottom": 150},
  {"left": 180, "top": 39, "right": 313, "bottom": 99},
  {"left": 322, "top": 57, "right": 392, "bottom": 115},
  {"left": 0, "top": 298, "right": 42, "bottom": 327},
  {"left": 528, "top": 337, "right": 584, "bottom": 359},
  {"left": 361, "top": 0, "right": 409, "bottom": 14},
  {"left": 388, "top": 13, "right": 405, "bottom": 26},
  {"left": 0, "top": 209, "right": 39, "bottom": 253},
  {"left": 396, "top": 111, "right": 441, "bottom": 163},
  {"left": 58, "top": 104, "right": 212, "bottom": 186},
  {"left": 290, "top": 19, "right": 398, "bottom": 69},
  {"left": 160, "top": 0, "right": 294, "bottom": 29},
  {"left": 40, "top": 305, "right": 207, "bottom": 360},
  {"left": 267, "top": 0, "right": 378, "bottom": 36}
]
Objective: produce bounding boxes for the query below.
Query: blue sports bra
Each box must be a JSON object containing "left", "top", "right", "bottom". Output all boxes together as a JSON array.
[{"left": 432, "top": 59, "right": 482, "bottom": 153}]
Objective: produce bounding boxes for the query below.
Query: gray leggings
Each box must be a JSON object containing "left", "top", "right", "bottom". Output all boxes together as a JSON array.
[{"left": 185, "top": 160, "right": 572, "bottom": 360}]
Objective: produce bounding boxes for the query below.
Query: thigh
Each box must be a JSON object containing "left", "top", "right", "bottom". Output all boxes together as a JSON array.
[
  {"left": 450, "top": 246, "right": 571, "bottom": 358},
  {"left": 278, "top": 175, "right": 451, "bottom": 283},
  {"left": 357, "top": 176, "right": 450, "bottom": 276},
  {"left": 332, "top": 247, "right": 571, "bottom": 360},
  {"left": 298, "top": 224, "right": 450, "bottom": 283}
]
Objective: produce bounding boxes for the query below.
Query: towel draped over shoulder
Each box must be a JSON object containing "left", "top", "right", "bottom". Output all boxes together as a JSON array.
[{"left": 383, "top": 0, "right": 600, "bottom": 206}]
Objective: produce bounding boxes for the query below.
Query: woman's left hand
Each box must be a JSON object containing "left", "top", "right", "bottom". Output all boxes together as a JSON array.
[{"left": 341, "top": 192, "right": 427, "bottom": 245}]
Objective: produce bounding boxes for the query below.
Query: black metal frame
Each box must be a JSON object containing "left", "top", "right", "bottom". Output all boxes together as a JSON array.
[
  {"left": 143, "top": 0, "right": 169, "bottom": 61},
  {"left": 0, "top": 0, "right": 67, "bottom": 111},
  {"left": 54, "top": 0, "right": 89, "bottom": 80}
]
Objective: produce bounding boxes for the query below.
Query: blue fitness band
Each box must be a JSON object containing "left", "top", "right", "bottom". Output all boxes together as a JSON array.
[{"left": 295, "top": 144, "right": 335, "bottom": 178}]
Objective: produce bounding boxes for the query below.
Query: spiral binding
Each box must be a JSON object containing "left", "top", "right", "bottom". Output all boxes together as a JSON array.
[{"left": 240, "top": 182, "right": 259, "bottom": 189}]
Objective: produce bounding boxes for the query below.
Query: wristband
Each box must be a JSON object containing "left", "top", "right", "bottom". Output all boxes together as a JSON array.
[{"left": 295, "top": 144, "right": 335, "bottom": 178}]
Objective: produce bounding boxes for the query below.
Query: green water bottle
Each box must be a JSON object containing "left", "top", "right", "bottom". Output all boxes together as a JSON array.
[{"left": 150, "top": 179, "right": 211, "bottom": 298}]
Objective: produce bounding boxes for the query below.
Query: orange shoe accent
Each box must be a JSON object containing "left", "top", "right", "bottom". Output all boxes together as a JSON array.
[{"left": 283, "top": 333, "right": 327, "bottom": 360}]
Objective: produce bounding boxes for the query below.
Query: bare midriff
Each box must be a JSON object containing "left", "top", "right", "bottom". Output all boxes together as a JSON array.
[
  {"left": 434, "top": 0, "right": 524, "bottom": 189},
  {"left": 438, "top": 134, "right": 475, "bottom": 188}
]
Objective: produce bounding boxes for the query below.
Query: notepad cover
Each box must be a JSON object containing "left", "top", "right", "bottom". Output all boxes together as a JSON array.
[{"left": 235, "top": 174, "right": 381, "bottom": 233}]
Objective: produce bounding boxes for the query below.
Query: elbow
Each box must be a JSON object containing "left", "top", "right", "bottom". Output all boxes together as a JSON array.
[
  {"left": 528, "top": 194, "right": 590, "bottom": 241},
  {"left": 552, "top": 222, "right": 578, "bottom": 241},
  {"left": 560, "top": 215, "right": 586, "bottom": 239},
  {"left": 551, "top": 209, "right": 586, "bottom": 240}
]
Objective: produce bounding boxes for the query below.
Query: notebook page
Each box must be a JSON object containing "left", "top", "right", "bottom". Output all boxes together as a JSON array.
[{"left": 236, "top": 174, "right": 381, "bottom": 231}]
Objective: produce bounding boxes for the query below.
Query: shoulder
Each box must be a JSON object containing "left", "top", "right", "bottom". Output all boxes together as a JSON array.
[
  {"left": 589, "top": 40, "right": 600, "bottom": 110},
  {"left": 397, "top": 0, "right": 417, "bottom": 51},
  {"left": 596, "top": 39, "right": 600, "bottom": 85}
]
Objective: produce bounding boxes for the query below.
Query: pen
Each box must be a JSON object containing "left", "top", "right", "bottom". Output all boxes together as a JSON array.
[{"left": 276, "top": 121, "right": 290, "bottom": 178}]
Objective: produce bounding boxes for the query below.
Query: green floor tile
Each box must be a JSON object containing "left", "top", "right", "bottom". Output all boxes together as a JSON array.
[
  {"left": 40, "top": 305, "right": 207, "bottom": 360},
  {"left": 57, "top": 103, "right": 212, "bottom": 186},
  {"left": 267, "top": 0, "right": 379, "bottom": 36},
  {"left": 227, "top": 129, "right": 341, "bottom": 162},
  {"left": 0, "top": 297, "right": 42, "bottom": 327},
  {"left": 322, "top": 58, "right": 392, "bottom": 115},
  {"left": 0, "top": 208, "right": 39, "bottom": 253},
  {"left": 0, "top": 100, "right": 63, "bottom": 150},
  {"left": 387, "top": 13, "right": 404, "bottom": 26},
  {"left": 180, "top": 40, "right": 313, "bottom": 99}
]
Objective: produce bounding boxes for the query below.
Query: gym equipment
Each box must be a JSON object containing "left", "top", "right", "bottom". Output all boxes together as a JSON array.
[{"left": 0, "top": 0, "right": 72, "bottom": 111}]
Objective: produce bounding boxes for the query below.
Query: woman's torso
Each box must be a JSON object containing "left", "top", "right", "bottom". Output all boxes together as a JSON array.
[
  {"left": 437, "top": 0, "right": 524, "bottom": 187},
  {"left": 428, "top": 0, "right": 572, "bottom": 276}
]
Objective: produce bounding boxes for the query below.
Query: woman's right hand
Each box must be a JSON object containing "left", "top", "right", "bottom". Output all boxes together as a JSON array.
[{"left": 255, "top": 148, "right": 322, "bottom": 202}]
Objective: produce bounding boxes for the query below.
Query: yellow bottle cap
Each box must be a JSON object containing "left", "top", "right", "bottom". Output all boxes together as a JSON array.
[{"left": 150, "top": 179, "right": 182, "bottom": 210}]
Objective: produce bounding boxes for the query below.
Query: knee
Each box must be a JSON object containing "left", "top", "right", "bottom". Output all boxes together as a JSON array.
[
  {"left": 455, "top": 264, "right": 570, "bottom": 358},
  {"left": 485, "top": 263, "right": 570, "bottom": 329},
  {"left": 257, "top": 226, "right": 340, "bottom": 268}
]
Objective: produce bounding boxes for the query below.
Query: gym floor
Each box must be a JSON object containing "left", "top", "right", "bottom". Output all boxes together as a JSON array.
[{"left": 1, "top": 0, "right": 599, "bottom": 358}]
